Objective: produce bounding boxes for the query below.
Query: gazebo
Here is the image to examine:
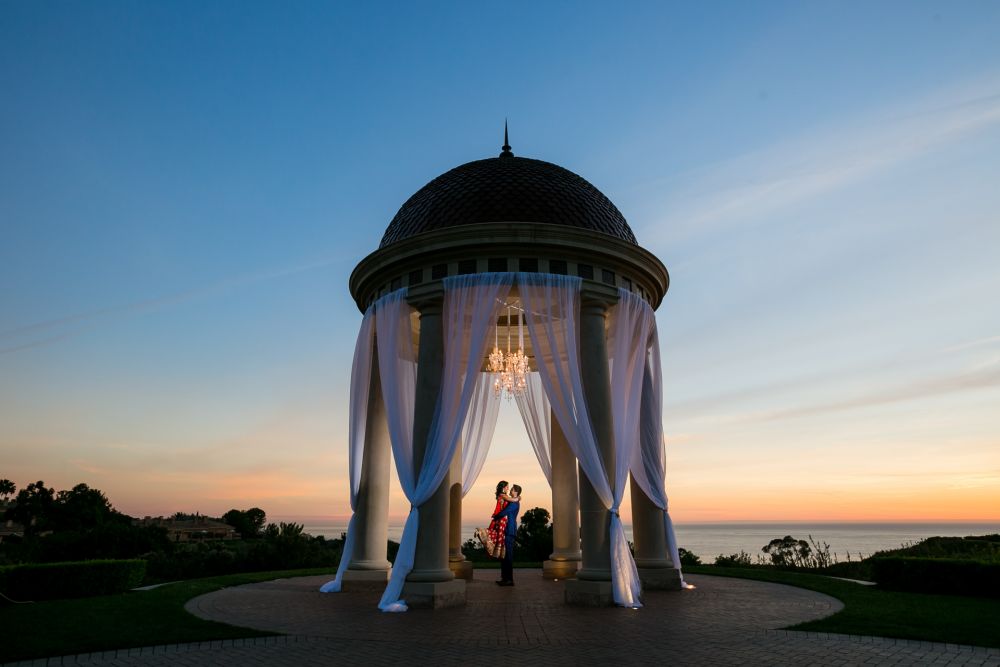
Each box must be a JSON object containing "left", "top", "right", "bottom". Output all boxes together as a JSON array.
[{"left": 322, "top": 131, "right": 685, "bottom": 610}]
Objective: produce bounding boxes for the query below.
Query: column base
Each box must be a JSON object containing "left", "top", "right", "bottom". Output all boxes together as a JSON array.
[
  {"left": 341, "top": 568, "right": 391, "bottom": 589},
  {"left": 543, "top": 559, "right": 580, "bottom": 580},
  {"left": 637, "top": 567, "right": 683, "bottom": 591},
  {"left": 448, "top": 559, "right": 474, "bottom": 581},
  {"left": 348, "top": 558, "right": 392, "bottom": 570},
  {"left": 405, "top": 568, "right": 455, "bottom": 582},
  {"left": 564, "top": 579, "right": 614, "bottom": 606},
  {"left": 400, "top": 579, "right": 466, "bottom": 609},
  {"left": 576, "top": 567, "right": 612, "bottom": 581}
]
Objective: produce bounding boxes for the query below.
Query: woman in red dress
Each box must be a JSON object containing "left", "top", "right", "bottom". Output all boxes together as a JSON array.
[{"left": 480, "top": 480, "right": 516, "bottom": 559}]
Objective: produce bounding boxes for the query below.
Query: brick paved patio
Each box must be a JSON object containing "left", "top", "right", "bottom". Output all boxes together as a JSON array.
[{"left": 7, "top": 570, "right": 999, "bottom": 666}]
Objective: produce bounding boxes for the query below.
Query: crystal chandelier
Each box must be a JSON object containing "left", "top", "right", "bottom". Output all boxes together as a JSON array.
[{"left": 489, "top": 301, "right": 529, "bottom": 399}]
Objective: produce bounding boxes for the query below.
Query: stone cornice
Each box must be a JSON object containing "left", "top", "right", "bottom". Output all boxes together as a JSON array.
[{"left": 350, "top": 222, "right": 669, "bottom": 312}]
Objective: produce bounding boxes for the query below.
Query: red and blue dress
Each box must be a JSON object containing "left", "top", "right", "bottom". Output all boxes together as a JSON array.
[{"left": 473, "top": 496, "right": 508, "bottom": 559}]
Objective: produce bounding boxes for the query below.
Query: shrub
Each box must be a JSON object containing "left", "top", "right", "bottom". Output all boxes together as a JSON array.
[
  {"left": 872, "top": 536, "right": 1000, "bottom": 561},
  {"left": 871, "top": 557, "right": 1000, "bottom": 598},
  {"left": 678, "top": 548, "right": 701, "bottom": 567},
  {"left": 822, "top": 560, "right": 873, "bottom": 581},
  {"left": 715, "top": 551, "right": 754, "bottom": 567},
  {"left": 141, "top": 529, "right": 348, "bottom": 583},
  {"left": 0, "top": 559, "right": 146, "bottom": 601},
  {"left": 30, "top": 522, "right": 171, "bottom": 563},
  {"left": 462, "top": 537, "right": 491, "bottom": 562}
]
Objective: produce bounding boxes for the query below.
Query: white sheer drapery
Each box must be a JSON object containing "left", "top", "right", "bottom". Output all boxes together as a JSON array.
[
  {"left": 519, "top": 273, "right": 642, "bottom": 608},
  {"left": 369, "top": 288, "right": 418, "bottom": 611},
  {"left": 319, "top": 304, "right": 376, "bottom": 593},
  {"left": 514, "top": 372, "right": 552, "bottom": 486},
  {"left": 629, "top": 318, "right": 690, "bottom": 588},
  {"left": 460, "top": 372, "right": 502, "bottom": 496},
  {"left": 326, "top": 273, "right": 682, "bottom": 608},
  {"left": 378, "top": 274, "right": 513, "bottom": 611},
  {"left": 605, "top": 288, "right": 659, "bottom": 606}
]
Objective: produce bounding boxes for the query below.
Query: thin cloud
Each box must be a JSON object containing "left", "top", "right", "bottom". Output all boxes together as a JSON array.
[
  {"left": 665, "top": 343, "right": 937, "bottom": 420},
  {"left": 944, "top": 334, "right": 1000, "bottom": 354},
  {"left": 747, "top": 363, "right": 1000, "bottom": 424},
  {"left": 639, "top": 78, "right": 1000, "bottom": 243},
  {"left": 0, "top": 253, "right": 348, "bottom": 356},
  {"left": 0, "top": 330, "right": 85, "bottom": 355}
]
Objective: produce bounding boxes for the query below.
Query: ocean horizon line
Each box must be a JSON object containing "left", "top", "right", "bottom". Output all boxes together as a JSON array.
[
  {"left": 277, "top": 518, "right": 998, "bottom": 560},
  {"left": 271, "top": 515, "right": 1000, "bottom": 525}
]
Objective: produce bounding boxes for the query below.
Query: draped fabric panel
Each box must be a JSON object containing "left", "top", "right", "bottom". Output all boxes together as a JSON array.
[
  {"left": 371, "top": 288, "right": 419, "bottom": 611},
  {"left": 319, "top": 304, "right": 376, "bottom": 593},
  {"left": 605, "top": 288, "right": 658, "bottom": 607},
  {"left": 460, "top": 372, "right": 502, "bottom": 497},
  {"left": 519, "top": 273, "right": 642, "bottom": 607},
  {"left": 379, "top": 274, "right": 513, "bottom": 611},
  {"left": 628, "top": 319, "right": 690, "bottom": 588},
  {"left": 514, "top": 372, "right": 552, "bottom": 486},
  {"left": 325, "top": 273, "right": 682, "bottom": 609},
  {"left": 518, "top": 274, "right": 607, "bottom": 500}
]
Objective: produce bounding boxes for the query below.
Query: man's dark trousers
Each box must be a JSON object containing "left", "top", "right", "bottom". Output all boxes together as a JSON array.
[{"left": 501, "top": 534, "right": 515, "bottom": 583}]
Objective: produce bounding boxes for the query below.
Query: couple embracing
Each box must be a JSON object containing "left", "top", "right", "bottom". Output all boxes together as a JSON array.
[{"left": 477, "top": 480, "right": 521, "bottom": 586}]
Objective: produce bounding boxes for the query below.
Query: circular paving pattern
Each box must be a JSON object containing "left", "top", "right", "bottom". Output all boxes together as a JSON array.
[
  {"left": 14, "top": 570, "right": 999, "bottom": 666},
  {"left": 185, "top": 569, "right": 841, "bottom": 647}
]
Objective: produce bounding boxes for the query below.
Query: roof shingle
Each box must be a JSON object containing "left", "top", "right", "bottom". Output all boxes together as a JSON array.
[{"left": 379, "top": 156, "right": 636, "bottom": 248}]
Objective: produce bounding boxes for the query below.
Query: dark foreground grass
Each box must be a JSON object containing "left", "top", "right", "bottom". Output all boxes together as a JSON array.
[
  {"left": 685, "top": 565, "right": 1000, "bottom": 648},
  {"left": 0, "top": 563, "right": 547, "bottom": 662},
  {"left": 7, "top": 564, "right": 996, "bottom": 662},
  {"left": 0, "top": 567, "right": 334, "bottom": 663}
]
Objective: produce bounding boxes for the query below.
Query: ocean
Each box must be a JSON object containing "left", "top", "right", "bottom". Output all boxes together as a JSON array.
[
  {"left": 670, "top": 522, "right": 999, "bottom": 562},
  {"left": 282, "top": 518, "right": 999, "bottom": 563}
]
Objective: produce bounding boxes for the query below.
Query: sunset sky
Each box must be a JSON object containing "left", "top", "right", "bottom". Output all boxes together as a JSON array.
[{"left": 2, "top": 2, "right": 999, "bottom": 524}]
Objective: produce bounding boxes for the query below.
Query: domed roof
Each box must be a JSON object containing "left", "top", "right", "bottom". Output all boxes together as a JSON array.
[{"left": 379, "top": 148, "right": 637, "bottom": 248}]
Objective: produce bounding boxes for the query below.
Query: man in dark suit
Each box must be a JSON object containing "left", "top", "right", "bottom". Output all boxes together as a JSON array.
[{"left": 492, "top": 484, "right": 521, "bottom": 586}]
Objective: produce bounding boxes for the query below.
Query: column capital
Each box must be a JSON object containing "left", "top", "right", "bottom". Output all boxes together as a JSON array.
[
  {"left": 579, "top": 284, "right": 619, "bottom": 316},
  {"left": 407, "top": 284, "right": 444, "bottom": 316}
]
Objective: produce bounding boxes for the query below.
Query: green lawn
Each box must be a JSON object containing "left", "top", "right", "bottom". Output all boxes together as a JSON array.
[
  {"left": 0, "top": 568, "right": 334, "bottom": 664},
  {"left": 684, "top": 565, "right": 1000, "bottom": 648}
]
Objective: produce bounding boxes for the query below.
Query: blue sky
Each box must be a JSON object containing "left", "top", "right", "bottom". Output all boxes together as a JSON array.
[{"left": 2, "top": 1, "right": 999, "bottom": 522}]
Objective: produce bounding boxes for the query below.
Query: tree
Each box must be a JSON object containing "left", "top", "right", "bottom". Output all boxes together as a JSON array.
[
  {"left": 222, "top": 508, "right": 267, "bottom": 539},
  {"left": 762, "top": 535, "right": 812, "bottom": 568},
  {"left": 7, "top": 480, "right": 55, "bottom": 535},
  {"left": 52, "top": 483, "right": 118, "bottom": 531},
  {"left": 244, "top": 508, "right": 266, "bottom": 537},
  {"left": 516, "top": 507, "right": 553, "bottom": 561},
  {"left": 0, "top": 479, "right": 15, "bottom": 501}
]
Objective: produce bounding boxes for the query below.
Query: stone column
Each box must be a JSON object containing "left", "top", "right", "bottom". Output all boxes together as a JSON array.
[
  {"left": 343, "top": 338, "right": 392, "bottom": 587},
  {"left": 402, "top": 295, "right": 465, "bottom": 607},
  {"left": 448, "top": 438, "right": 473, "bottom": 580},
  {"left": 565, "top": 293, "right": 618, "bottom": 606},
  {"left": 543, "top": 411, "right": 581, "bottom": 579},
  {"left": 630, "top": 477, "right": 682, "bottom": 589}
]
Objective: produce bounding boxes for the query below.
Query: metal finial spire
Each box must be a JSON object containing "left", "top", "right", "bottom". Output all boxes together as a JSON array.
[{"left": 500, "top": 119, "right": 513, "bottom": 157}]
